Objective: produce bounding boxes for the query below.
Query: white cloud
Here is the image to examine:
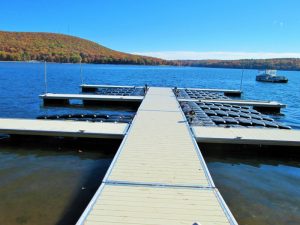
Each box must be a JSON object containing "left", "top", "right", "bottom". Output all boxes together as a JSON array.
[{"left": 132, "top": 51, "right": 300, "bottom": 60}]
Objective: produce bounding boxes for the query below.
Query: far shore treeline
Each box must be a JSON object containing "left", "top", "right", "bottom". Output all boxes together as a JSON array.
[{"left": 1, "top": 31, "right": 300, "bottom": 71}]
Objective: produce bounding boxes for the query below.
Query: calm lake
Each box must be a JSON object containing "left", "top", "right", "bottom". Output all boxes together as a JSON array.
[{"left": 0, "top": 62, "right": 300, "bottom": 225}]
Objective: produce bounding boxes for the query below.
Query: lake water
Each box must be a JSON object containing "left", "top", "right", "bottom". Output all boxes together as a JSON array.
[{"left": 0, "top": 62, "right": 300, "bottom": 225}]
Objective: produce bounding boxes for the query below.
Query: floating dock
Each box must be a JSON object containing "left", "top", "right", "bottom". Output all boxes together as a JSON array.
[
  {"left": 178, "top": 98, "right": 286, "bottom": 112},
  {"left": 179, "top": 87, "right": 242, "bottom": 96},
  {"left": 77, "top": 87, "right": 237, "bottom": 225},
  {"left": 39, "top": 93, "right": 143, "bottom": 106},
  {"left": 81, "top": 84, "right": 142, "bottom": 92},
  {"left": 0, "top": 118, "right": 128, "bottom": 139},
  {"left": 3, "top": 83, "right": 299, "bottom": 225},
  {"left": 192, "top": 126, "right": 300, "bottom": 146}
]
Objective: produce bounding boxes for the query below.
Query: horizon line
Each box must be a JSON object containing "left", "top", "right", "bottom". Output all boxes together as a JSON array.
[{"left": 131, "top": 51, "right": 300, "bottom": 60}]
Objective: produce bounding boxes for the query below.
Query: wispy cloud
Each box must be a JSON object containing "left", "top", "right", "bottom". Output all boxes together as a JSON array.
[{"left": 132, "top": 51, "right": 300, "bottom": 60}]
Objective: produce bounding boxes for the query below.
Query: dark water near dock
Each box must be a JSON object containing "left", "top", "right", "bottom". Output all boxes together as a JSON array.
[
  {"left": 0, "top": 62, "right": 300, "bottom": 225},
  {"left": 202, "top": 144, "right": 300, "bottom": 225},
  {"left": 0, "top": 137, "right": 118, "bottom": 225}
]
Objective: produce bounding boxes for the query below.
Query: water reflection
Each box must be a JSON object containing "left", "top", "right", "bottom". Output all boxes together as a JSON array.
[
  {"left": 0, "top": 137, "right": 119, "bottom": 225},
  {"left": 201, "top": 144, "right": 300, "bottom": 225}
]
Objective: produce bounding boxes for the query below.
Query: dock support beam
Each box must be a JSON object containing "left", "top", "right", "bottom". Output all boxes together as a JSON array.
[
  {"left": 43, "top": 98, "right": 69, "bottom": 106},
  {"left": 224, "top": 91, "right": 242, "bottom": 97},
  {"left": 82, "top": 100, "right": 141, "bottom": 109},
  {"left": 253, "top": 106, "right": 281, "bottom": 113},
  {"left": 81, "top": 86, "right": 98, "bottom": 93}
]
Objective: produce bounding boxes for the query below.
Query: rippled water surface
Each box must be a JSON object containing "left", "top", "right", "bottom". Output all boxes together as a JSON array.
[
  {"left": 0, "top": 138, "right": 117, "bottom": 225},
  {"left": 0, "top": 62, "right": 300, "bottom": 225}
]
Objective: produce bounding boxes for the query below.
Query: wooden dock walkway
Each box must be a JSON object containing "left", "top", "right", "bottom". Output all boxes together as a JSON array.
[
  {"left": 0, "top": 119, "right": 128, "bottom": 139},
  {"left": 77, "top": 87, "right": 237, "bottom": 225},
  {"left": 192, "top": 126, "right": 300, "bottom": 146}
]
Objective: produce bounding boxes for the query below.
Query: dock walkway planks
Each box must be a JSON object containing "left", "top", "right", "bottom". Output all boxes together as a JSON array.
[
  {"left": 77, "top": 87, "right": 237, "bottom": 225},
  {"left": 0, "top": 118, "right": 128, "bottom": 139},
  {"left": 192, "top": 126, "right": 300, "bottom": 146}
]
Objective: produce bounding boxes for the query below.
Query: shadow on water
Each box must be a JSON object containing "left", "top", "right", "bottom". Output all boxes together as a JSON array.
[
  {"left": 41, "top": 102, "right": 140, "bottom": 112},
  {"left": 200, "top": 143, "right": 300, "bottom": 164},
  {"left": 0, "top": 136, "right": 120, "bottom": 225},
  {"left": 200, "top": 143, "right": 300, "bottom": 225}
]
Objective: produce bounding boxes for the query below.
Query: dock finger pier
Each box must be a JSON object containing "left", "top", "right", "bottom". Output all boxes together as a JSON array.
[{"left": 2, "top": 84, "right": 300, "bottom": 225}]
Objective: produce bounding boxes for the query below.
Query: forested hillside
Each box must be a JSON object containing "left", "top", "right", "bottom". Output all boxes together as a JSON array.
[
  {"left": 1, "top": 31, "right": 300, "bottom": 70},
  {"left": 173, "top": 58, "right": 300, "bottom": 71},
  {"left": 0, "top": 31, "right": 166, "bottom": 65}
]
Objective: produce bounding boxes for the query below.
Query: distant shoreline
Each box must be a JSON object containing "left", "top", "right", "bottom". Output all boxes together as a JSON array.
[
  {"left": 1, "top": 60, "right": 300, "bottom": 72},
  {"left": 1, "top": 31, "right": 300, "bottom": 71}
]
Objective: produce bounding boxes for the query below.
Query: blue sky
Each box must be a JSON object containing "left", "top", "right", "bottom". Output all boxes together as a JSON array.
[{"left": 1, "top": 0, "right": 300, "bottom": 59}]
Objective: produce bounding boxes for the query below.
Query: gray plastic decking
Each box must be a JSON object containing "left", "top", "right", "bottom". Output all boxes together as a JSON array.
[
  {"left": 77, "top": 87, "right": 237, "bottom": 225},
  {"left": 192, "top": 126, "right": 300, "bottom": 146},
  {"left": 0, "top": 119, "right": 128, "bottom": 139}
]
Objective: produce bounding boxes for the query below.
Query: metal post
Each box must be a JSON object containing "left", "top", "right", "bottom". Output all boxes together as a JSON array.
[
  {"left": 240, "top": 69, "right": 244, "bottom": 91},
  {"left": 44, "top": 61, "right": 48, "bottom": 94},
  {"left": 80, "top": 62, "right": 84, "bottom": 84}
]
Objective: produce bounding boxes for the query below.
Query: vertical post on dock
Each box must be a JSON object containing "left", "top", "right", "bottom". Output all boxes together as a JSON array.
[
  {"left": 80, "top": 62, "right": 84, "bottom": 85},
  {"left": 240, "top": 69, "right": 244, "bottom": 91},
  {"left": 44, "top": 61, "right": 48, "bottom": 94}
]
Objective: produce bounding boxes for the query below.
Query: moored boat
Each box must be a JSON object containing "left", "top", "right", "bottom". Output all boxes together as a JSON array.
[{"left": 256, "top": 69, "right": 288, "bottom": 83}]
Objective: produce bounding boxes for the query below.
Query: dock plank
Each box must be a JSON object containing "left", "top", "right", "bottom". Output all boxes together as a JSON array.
[
  {"left": 0, "top": 118, "right": 128, "bottom": 139},
  {"left": 84, "top": 184, "right": 232, "bottom": 225},
  {"left": 192, "top": 126, "right": 300, "bottom": 146}
]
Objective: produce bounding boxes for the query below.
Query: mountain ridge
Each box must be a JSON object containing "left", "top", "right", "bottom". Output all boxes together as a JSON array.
[
  {"left": 1, "top": 31, "right": 300, "bottom": 71},
  {"left": 0, "top": 31, "right": 166, "bottom": 65}
]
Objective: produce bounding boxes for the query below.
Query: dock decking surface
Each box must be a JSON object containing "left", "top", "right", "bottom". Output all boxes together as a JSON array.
[
  {"left": 80, "top": 184, "right": 233, "bottom": 225},
  {"left": 0, "top": 119, "right": 128, "bottom": 139},
  {"left": 78, "top": 87, "right": 237, "bottom": 225},
  {"left": 81, "top": 84, "right": 140, "bottom": 88},
  {"left": 40, "top": 93, "right": 144, "bottom": 102},
  {"left": 179, "top": 87, "right": 242, "bottom": 94},
  {"left": 192, "top": 126, "right": 300, "bottom": 146},
  {"left": 178, "top": 98, "right": 286, "bottom": 108}
]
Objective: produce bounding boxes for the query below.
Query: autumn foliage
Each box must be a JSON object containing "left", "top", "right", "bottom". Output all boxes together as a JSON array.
[
  {"left": 172, "top": 58, "right": 300, "bottom": 71},
  {"left": 0, "top": 31, "right": 167, "bottom": 65},
  {"left": 1, "top": 31, "right": 300, "bottom": 70}
]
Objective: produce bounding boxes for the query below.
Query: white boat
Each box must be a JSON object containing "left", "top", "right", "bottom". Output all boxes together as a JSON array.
[{"left": 256, "top": 70, "right": 288, "bottom": 83}]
